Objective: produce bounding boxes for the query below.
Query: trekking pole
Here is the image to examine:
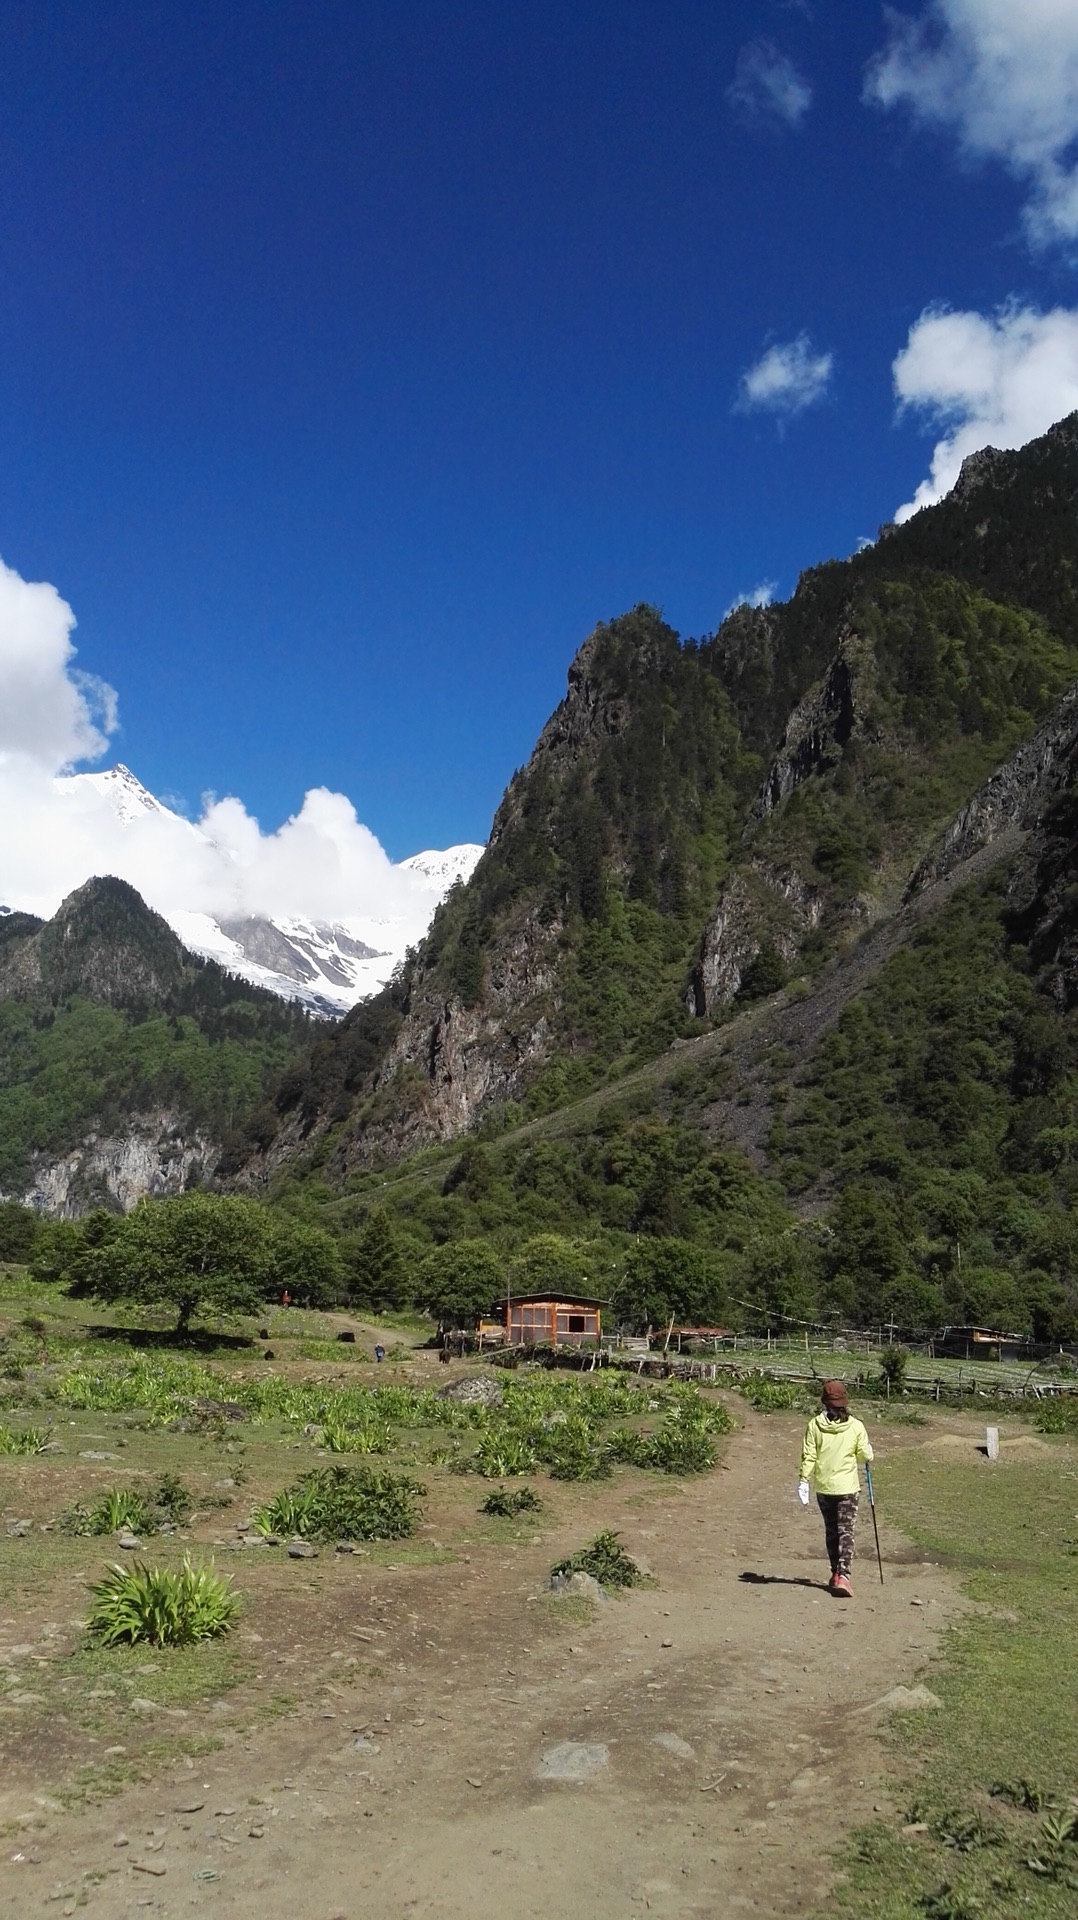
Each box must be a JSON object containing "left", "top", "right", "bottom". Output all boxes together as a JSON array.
[{"left": 864, "top": 1463, "right": 884, "bottom": 1584}]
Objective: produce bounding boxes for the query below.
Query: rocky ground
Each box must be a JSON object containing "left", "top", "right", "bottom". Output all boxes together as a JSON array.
[{"left": 1, "top": 1404, "right": 972, "bottom": 1920}]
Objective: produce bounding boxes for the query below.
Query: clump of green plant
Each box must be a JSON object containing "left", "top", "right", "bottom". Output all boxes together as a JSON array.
[
  {"left": 1035, "top": 1396, "right": 1078, "bottom": 1433},
  {"left": 737, "top": 1377, "right": 808, "bottom": 1412},
  {"left": 551, "top": 1530, "right": 643, "bottom": 1590},
  {"left": 63, "top": 1471, "right": 195, "bottom": 1536},
  {"left": 319, "top": 1415, "right": 390, "bottom": 1454},
  {"left": 469, "top": 1429, "right": 539, "bottom": 1478},
  {"left": 87, "top": 1556, "right": 240, "bottom": 1647},
  {"left": 253, "top": 1464, "right": 426, "bottom": 1542},
  {"left": 0, "top": 1422, "right": 48, "bottom": 1454},
  {"left": 1025, "top": 1807, "right": 1078, "bottom": 1883},
  {"left": 150, "top": 1471, "right": 193, "bottom": 1523},
  {"left": 482, "top": 1485, "right": 543, "bottom": 1516},
  {"left": 65, "top": 1487, "right": 151, "bottom": 1536},
  {"left": 536, "top": 1417, "right": 612, "bottom": 1482}
]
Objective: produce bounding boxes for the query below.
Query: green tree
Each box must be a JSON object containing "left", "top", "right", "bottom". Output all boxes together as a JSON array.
[
  {"left": 512, "top": 1233, "right": 590, "bottom": 1295},
  {"left": 349, "top": 1208, "right": 410, "bottom": 1311},
  {"left": 268, "top": 1217, "right": 345, "bottom": 1307},
  {"left": 82, "top": 1192, "right": 278, "bottom": 1332},
  {"left": 0, "top": 1199, "right": 41, "bottom": 1264},
  {"left": 610, "top": 1237, "right": 718, "bottom": 1331},
  {"left": 417, "top": 1240, "right": 504, "bottom": 1324}
]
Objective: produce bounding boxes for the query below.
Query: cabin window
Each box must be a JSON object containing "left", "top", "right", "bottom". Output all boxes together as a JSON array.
[{"left": 567, "top": 1314, "right": 586, "bottom": 1333}]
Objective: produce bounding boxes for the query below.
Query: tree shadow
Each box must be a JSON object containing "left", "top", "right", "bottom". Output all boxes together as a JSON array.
[
  {"left": 84, "top": 1323, "right": 254, "bottom": 1353},
  {"left": 739, "top": 1570, "right": 829, "bottom": 1591}
]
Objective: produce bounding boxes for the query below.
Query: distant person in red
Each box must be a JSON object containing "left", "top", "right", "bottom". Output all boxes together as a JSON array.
[
  {"left": 798, "top": 1379, "right": 874, "bottom": 1597},
  {"left": 280, "top": 1289, "right": 291, "bottom": 1308}
]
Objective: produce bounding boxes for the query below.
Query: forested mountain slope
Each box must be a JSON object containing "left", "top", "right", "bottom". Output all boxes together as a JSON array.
[
  {"left": 248, "top": 414, "right": 1078, "bottom": 1195},
  {"left": 0, "top": 877, "right": 310, "bottom": 1213}
]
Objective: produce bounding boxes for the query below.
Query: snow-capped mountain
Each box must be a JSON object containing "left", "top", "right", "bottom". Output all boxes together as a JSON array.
[{"left": 51, "top": 765, "right": 483, "bottom": 1017}]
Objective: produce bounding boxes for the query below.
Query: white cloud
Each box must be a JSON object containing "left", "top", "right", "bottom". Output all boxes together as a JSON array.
[
  {"left": 0, "top": 558, "right": 117, "bottom": 771},
  {"left": 724, "top": 581, "right": 778, "bottom": 618},
  {"left": 737, "top": 334, "right": 833, "bottom": 416},
  {"left": 0, "top": 553, "right": 456, "bottom": 941},
  {"left": 728, "top": 39, "right": 812, "bottom": 129},
  {"left": 866, "top": 1, "right": 1078, "bottom": 249},
  {"left": 891, "top": 301, "right": 1078, "bottom": 519}
]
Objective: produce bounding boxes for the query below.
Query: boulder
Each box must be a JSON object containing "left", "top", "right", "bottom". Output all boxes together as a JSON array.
[{"left": 437, "top": 1376, "right": 503, "bottom": 1408}]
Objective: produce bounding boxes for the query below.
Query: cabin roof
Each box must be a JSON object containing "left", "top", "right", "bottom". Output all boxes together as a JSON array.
[{"left": 494, "top": 1292, "right": 607, "bottom": 1309}]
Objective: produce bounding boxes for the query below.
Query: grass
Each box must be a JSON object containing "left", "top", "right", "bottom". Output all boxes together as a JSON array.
[{"left": 826, "top": 1441, "right": 1078, "bottom": 1918}]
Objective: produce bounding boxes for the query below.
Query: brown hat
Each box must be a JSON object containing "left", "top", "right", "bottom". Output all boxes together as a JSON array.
[{"left": 821, "top": 1378, "right": 848, "bottom": 1410}]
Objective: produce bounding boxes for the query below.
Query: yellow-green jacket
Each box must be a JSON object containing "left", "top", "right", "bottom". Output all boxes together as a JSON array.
[{"left": 799, "top": 1411, "right": 873, "bottom": 1495}]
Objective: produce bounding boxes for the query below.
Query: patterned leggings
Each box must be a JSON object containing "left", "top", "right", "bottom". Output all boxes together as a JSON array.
[{"left": 817, "top": 1493, "right": 858, "bottom": 1577}]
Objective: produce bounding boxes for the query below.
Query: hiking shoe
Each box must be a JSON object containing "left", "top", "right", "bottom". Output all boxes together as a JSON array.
[{"left": 831, "top": 1574, "right": 852, "bottom": 1598}]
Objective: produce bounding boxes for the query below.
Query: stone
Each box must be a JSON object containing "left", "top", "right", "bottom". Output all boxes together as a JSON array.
[
  {"left": 537, "top": 1741, "right": 609, "bottom": 1782},
  {"left": 78, "top": 1450, "right": 119, "bottom": 1461},
  {"left": 288, "top": 1539, "right": 318, "bottom": 1558},
  {"left": 437, "top": 1376, "right": 503, "bottom": 1407},
  {"left": 651, "top": 1733, "right": 694, "bottom": 1759},
  {"left": 117, "top": 1532, "right": 143, "bottom": 1551},
  {"left": 549, "top": 1570, "right": 607, "bottom": 1603},
  {"left": 866, "top": 1685, "right": 943, "bottom": 1713},
  {"left": 5, "top": 1519, "right": 32, "bottom": 1538}
]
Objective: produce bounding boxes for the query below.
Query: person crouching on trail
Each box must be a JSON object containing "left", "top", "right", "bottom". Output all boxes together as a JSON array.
[{"left": 798, "top": 1379, "right": 873, "bottom": 1598}]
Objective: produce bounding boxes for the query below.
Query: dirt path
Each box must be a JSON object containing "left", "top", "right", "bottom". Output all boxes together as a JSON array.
[{"left": 3, "top": 1415, "right": 964, "bottom": 1919}]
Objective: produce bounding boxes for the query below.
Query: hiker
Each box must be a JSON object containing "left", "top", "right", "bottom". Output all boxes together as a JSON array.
[
  {"left": 798, "top": 1378, "right": 873, "bottom": 1598},
  {"left": 374, "top": 1343, "right": 386, "bottom": 1363}
]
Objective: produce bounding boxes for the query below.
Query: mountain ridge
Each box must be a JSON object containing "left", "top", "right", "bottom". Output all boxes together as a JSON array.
[
  {"left": 38, "top": 764, "right": 484, "bottom": 1014},
  {"left": 237, "top": 416, "right": 1078, "bottom": 1190}
]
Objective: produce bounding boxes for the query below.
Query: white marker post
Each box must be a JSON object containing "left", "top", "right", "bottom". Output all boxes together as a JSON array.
[{"left": 986, "top": 1425, "right": 1000, "bottom": 1461}]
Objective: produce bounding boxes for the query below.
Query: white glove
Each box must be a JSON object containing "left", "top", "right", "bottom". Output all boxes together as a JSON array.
[{"left": 797, "top": 1480, "right": 811, "bottom": 1507}]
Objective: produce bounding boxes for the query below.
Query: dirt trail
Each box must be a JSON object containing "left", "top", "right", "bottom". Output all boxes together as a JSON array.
[{"left": 3, "top": 1416, "right": 964, "bottom": 1920}]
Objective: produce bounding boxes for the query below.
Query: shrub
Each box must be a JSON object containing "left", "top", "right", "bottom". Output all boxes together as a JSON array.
[
  {"left": 482, "top": 1485, "right": 543, "bottom": 1516},
  {"left": 151, "top": 1472, "right": 193, "bottom": 1523},
  {"left": 253, "top": 1465, "right": 426, "bottom": 1542},
  {"left": 1035, "top": 1396, "right": 1078, "bottom": 1433},
  {"left": 551, "top": 1530, "right": 643, "bottom": 1590},
  {"left": 878, "top": 1344, "right": 910, "bottom": 1391},
  {"left": 87, "top": 1557, "right": 240, "bottom": 1647}
]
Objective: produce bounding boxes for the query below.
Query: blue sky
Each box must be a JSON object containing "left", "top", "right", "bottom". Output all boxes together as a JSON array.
[{"left": 2, "top": 0, "right": 1078, "bottom": 872}]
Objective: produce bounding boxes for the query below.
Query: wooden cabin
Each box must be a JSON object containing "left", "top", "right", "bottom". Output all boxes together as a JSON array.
[
  {"left": 493, "top": 1292, "right": 604, "bottom": 1348},
  {"left": 932, "top": 1325, "right": 1026, "bottom": 1362}
]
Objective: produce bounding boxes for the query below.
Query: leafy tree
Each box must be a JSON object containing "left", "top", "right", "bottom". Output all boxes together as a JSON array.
[
  {"left": 268, "top": 1218, "right": 345, "bottom": 1307},
  {"left": 81, "top": 1193, "right": 279, "bottom": 1332},
  {"left": 610, "top": 1238, "right": 719, "bottom": 1331},
  {"left": 511, "top": 1233, "right": 590, "bottom": 1295},
  {"left": 417, "top": 1240, "right": 503, "bottom": 1324},
  {"left": 0, "top": 1200, "right": 41, "bottom": 1264}
]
